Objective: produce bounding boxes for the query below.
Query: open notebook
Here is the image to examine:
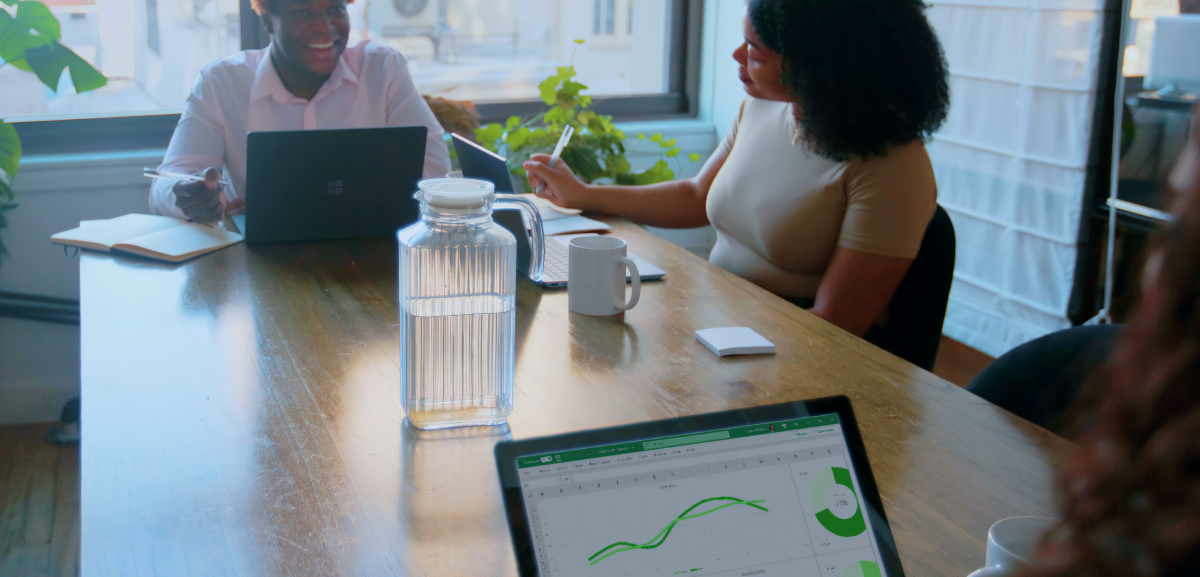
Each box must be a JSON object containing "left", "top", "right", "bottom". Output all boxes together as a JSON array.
[
  {"left": 521, "top": 194, "right": 612, "bottom": 235},
  {"left": 51, "top": 214, "right": 243, "bottom": 263}
]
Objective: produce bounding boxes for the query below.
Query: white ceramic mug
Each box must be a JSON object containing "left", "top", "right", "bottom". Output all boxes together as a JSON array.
[
  {"left": 967, "top": 517, "right": 1057, "bottom": 577},
  {"left": 568, "top": 236, "right": 641, "bottom": 316}
]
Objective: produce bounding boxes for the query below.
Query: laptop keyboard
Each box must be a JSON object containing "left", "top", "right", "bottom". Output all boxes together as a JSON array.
[{"left": 543, "top": 238, "right": 570, "bottom": 282}]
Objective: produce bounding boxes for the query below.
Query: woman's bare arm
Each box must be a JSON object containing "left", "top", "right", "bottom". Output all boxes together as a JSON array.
[
  {"left": 810, "top": 247, "right": 914, "bottom": 337},
  {"left": 522, "top": 144, "right": 730, "bottom": 229}
]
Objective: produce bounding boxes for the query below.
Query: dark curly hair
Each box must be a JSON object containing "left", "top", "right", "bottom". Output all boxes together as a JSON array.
[
  {"left": 1018, "top": 125, "right": 1200, "bottom": 575},
  {"left": 747, "top": 0, "right": 950, "bottom": 161}
]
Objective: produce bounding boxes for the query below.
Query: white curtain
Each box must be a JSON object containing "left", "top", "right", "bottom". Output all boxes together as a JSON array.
[{"left": 925, "top": 0, "right": 1111, "bottom": 357}]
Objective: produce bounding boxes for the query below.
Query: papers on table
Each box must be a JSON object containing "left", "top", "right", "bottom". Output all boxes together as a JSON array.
[{"left": 520, "top": 194, "right": 612, "bottom": 235}]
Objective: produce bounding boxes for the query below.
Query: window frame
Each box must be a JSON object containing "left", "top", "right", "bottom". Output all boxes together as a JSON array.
[{"left": 9, "top": 0, "right": 703, "bottom": 155}]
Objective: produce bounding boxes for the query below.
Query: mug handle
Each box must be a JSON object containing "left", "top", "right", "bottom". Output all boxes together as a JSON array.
[
  {"left": 966, "top": 566, "right": 1010, "bottom": 577},
  {"left": 615, "top": 257, "right": 641, "bottom": 311}
]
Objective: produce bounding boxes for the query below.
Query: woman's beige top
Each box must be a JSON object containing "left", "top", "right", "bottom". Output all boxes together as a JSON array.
[{"left": 706, "top": 97, "right": 938, "bottom": 300}]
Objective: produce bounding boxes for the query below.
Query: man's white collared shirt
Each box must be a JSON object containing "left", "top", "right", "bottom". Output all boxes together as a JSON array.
[{"left": 149, "top": 41, "right": 451, "bottom": 219}]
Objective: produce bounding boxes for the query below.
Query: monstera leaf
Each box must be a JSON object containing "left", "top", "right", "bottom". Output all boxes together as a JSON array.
[
  {"left": 0, "top": 0, "right": 60, "bottom": 71},
  {"left": 24, "top": 40, "right": 107, "bottom": 92}
]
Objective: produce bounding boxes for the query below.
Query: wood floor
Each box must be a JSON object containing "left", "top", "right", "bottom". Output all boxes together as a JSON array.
[
  {"left": 0, "top": 423, "right": 79, "bottom": 577},
  {"left": 0, "top": 338, "right": 991, "bottom": 576}
]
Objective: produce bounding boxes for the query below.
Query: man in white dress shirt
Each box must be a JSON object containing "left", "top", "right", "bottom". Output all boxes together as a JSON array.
[{"left": 150, "top": 0, "right": 452, "bottom": 223}]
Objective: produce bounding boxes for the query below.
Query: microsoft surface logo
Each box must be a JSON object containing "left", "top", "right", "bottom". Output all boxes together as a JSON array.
[{"left": 327, "top": 180, "right": 344, "bottom": 195}]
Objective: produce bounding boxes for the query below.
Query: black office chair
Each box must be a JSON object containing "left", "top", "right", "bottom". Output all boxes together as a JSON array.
[
  {"left": 864, "top": 205, "right": 956, "bottom": 371},
  {"left": 967, "top": 324, "right": 1123, "bottom": 433}
]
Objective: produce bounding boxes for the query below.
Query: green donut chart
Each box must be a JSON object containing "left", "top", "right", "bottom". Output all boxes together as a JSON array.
[
  {"left": 809, "top": 466, "right": 866, "bottom": 538},
  {"left": 840, "top": 560, "right": 882, "bottom": 577}
]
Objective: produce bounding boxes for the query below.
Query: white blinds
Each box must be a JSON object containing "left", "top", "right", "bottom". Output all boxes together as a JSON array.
[{"left": 925, "top": 0, "right": 1110, "bottom": 356}]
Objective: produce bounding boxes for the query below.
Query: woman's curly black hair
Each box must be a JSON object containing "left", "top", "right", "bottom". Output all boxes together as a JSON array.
[{"left": 748, "top": 0, "right": 951, "bottom": 161}]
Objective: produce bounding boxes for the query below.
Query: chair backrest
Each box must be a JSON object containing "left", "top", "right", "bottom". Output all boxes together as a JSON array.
[
  {"left": 966, "top": 324, "right": 1122, "bottom": 432},
  {"left": 866, "top": 205, "right": 956, "bottom": 371}
]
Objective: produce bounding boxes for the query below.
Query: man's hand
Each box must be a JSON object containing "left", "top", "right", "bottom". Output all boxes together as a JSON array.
[
  {"left": 224, "top": 198, "right": 245, "bottom": 216},
  {"left": 172, "top": 168, "right": 224, "bottom": 223}
]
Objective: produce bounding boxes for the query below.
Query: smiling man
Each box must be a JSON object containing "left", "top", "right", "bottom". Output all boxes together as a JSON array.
[{"left": 149, "top": 0, "right": 451, "bottom": 223}]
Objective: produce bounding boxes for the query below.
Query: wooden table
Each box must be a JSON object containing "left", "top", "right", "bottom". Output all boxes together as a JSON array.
[{"left": 80, "top": 219, "right": 1071, "bottom": 576}]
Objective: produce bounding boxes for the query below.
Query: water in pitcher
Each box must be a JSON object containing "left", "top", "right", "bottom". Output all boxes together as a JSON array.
[{"left": 401, "top": 293, "right": 515, "bottom": 429}]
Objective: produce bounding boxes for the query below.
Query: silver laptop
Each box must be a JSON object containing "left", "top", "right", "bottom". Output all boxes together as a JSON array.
[{"left": 494, "top": 207, "right": 665, "bottom": 288}]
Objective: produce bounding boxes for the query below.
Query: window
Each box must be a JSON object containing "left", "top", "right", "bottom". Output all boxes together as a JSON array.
[
  {"left": 594, "top": 0, "right": 614, "bottom": 35},
  {"left": 357, "top": 0, "right": 681, "bottom": 105},
  {"left": 1123, "top": 0, "right": 1181, "bottom": 77},
  {"left": 5, "top": 0, "right": 700, "bottom": 153},
  {"left": 0, "top": 0, "right": 243, "bottom": 120}
]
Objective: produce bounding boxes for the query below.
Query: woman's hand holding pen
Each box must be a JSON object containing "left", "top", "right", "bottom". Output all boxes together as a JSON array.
[
  {"left": 172, "top": 167, "right": 226, "bottom": 223},
  {"left": 523, "top": 154, "right": 592, "bottom": 211}
]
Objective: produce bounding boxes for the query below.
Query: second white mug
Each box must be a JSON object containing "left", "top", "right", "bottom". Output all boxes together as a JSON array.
[
  {"left": 568, "top": 236, "right": 641, "bottom": 316},
  {"left": 967, "top": 517, "right": 1057, "bottom": 577}
]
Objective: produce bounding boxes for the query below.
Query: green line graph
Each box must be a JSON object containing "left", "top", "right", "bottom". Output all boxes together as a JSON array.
[{"left": 587, "top": 497, "right": 768, "bottom": 566}]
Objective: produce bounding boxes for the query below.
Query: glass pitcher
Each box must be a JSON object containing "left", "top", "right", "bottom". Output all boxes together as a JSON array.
[{"left": 398, "top": 178, "right": 544, "bottom": 429}]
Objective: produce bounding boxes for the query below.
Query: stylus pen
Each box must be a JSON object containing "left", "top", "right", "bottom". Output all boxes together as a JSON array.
[
  {"left": 143, "top": 168, "right": 232, "bottom": 189},
  {"left": 536, "top": 125, "right": 574, "bottom": 196}
]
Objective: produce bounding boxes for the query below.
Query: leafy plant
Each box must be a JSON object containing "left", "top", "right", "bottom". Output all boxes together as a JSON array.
[
  {"left": 0, "top": 0, "right": 108, "bottom": 202},
  {"left": 474, "top": 40, "right": 701, "bottom": 192}
]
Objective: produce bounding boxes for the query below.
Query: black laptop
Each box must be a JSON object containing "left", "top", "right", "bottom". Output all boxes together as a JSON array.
[
  {"left": 495, "top": 396, "right": 904, "bottom": 577},
  {"left": 243, "top": 126, "right": 427, "bottom": 242}
]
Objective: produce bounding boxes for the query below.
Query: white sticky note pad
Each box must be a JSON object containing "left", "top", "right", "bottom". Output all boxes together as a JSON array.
[{"left": 695, "top": 327, "right": 776, "bottom": 357}]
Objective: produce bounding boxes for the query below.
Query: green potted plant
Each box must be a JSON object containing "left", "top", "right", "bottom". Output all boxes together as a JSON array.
[
  {"left": 473, "top": 40, "right": 700, "bottom": 192},
  {"left": 1, "top": 0, "right": 108, "bottom": 251}
]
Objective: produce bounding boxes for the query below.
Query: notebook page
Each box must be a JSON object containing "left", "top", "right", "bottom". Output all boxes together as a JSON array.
[
  {"left": 51, "top": 214, "right": 186, "bottom": 251},
  {"left": 113, "top": 223, "right": 243, "bottom": 263}
]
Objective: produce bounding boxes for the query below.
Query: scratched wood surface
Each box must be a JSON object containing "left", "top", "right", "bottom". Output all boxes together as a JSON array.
[{"left": 80, "top": 218, "right": 1071, "bottom": 576}]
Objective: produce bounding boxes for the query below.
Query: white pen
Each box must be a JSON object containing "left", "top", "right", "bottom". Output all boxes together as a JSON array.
[
  {"left": 143, "top": 168, "right": 231, "bottom": 189},
  {"left": 536, "top": 125, "right": 574, "bottom": 196}
]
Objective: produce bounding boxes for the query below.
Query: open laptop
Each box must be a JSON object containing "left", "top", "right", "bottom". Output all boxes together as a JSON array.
[
  {"left": 495, "top": 396, "right": 905, "bottom": 577},
  {"left": 494, "top": 206, "right": 665, "bottom": 288},
  {"left": 454, "top": 133, "right": 666, "bottom": 287},
  {"left": 452, "top": 132, "right": 520, "bottom": 192},
  {"left": 243, "top": 126, "right": 427, "bottom": 242}
]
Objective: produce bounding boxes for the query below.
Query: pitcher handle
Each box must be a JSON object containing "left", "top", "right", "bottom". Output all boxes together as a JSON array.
[{"left": 495, "top": 193, "right": 545, "bottom": 283}]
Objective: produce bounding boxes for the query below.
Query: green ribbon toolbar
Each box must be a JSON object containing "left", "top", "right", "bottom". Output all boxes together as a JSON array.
[{"left": 518, "top": 414, "right": 840, "bottom": 469}]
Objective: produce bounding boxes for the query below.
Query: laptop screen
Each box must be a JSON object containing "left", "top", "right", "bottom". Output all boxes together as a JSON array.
[{"left": 515, "top": 414, "right": 888, "bottom": 577}]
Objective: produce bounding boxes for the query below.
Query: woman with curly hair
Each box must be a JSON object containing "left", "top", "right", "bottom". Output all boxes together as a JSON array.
[
  {"left": 525, "top": 0, "right": 950, "bottom": 338},
  {"left": 1015, "top": 112, "right": 1200, "bottom": 577},
  {"left": 148, "top": 0, "right": 451, "bottom": 223}
]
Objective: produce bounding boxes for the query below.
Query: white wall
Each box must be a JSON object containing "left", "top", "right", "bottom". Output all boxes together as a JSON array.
[{"left": 0, "top": 151, "right": 159, "bottom": 424}]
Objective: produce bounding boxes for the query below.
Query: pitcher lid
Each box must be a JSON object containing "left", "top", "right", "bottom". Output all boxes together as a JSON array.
[{"left": 417, "top": 178, "right": 495, "bottom": 211}]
